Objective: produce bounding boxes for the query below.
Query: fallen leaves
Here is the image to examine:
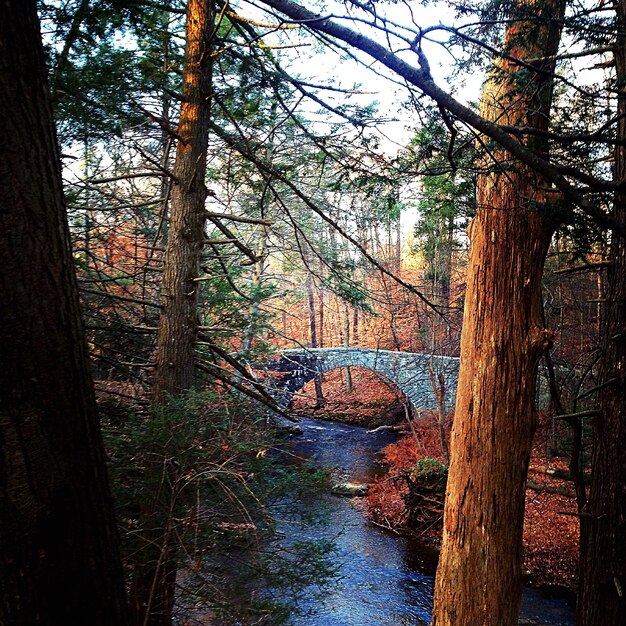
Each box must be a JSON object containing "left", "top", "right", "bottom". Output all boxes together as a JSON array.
[{"left": 366, "top": 412, "right": 580, "bottom": 590}]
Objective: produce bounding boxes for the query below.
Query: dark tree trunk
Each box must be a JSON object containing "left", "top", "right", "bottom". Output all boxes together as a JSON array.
[
  {"left": 0, "top": 2, "right": 129, "bottom": 624},
  {"left": 432, "top": 1, "right": 564, "bottom": 624},
  {"left": 428, "top": 365, "right": 450, "bottom": 466},
  {"left": 306, "top": 273, "right": 325, "bottom": 407},
  {"left": 577, "top": 2, "right": 626, "bottom": 622},
  {"left": 343, "top": 300, "right": 353, "bottom": 392},
  {"left": 242, "top": 228, "right": 268, "bottom": 352},
  {"left": 130, "top": 2, "right": 215, "bottom": 625}
]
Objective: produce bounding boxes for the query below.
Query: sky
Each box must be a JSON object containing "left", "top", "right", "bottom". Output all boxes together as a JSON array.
[{"left": 236, "top": 0, "right": 486, "bottom": 153}]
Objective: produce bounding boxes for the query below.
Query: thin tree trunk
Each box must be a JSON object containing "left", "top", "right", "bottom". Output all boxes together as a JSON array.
[
  {"left": 432, "top": 1, "right": 564, "bottom": 624},
  {"left": 318, "top": 266, "right": 326, "bottom": 385},
  {"left": 577, "top": 2, "right": 626, "bottom": 622},
  {"left": 131, "top": 2, "right": 215, "bottom": 625},
  {"left": 543, "top": 349, "right": 587, "bottom": 514},
  {"left": 0, "top": 2, "right": 129, "bottom": 623},
  {"left": 442, "top": 216, "right": 453, "bottom": 310},
  {"left": 343, "top": 299, "right": 353, "bottom": 392},
  {"left": 596, "top": 248, "right": 605, "bottom": 339},
  {"left": 395, "top": 216, "right": 402, "bottom": 271},
  {"left": 382, "top": 274, "right": 402, "bottom": 350},
  {"left": 143, "top": 21, "right": 173, "bottom": 292},
  {"left": 242, "top": 99, "right": 276, "bottom": 354},
  {"left": 306, "top": 273, "right": 325, "bottom": 407},
  {"left": 318, "top": 287, "right": 325, "bottom": 347},
  {"left": 242, "top": 228, "right": 268, "bottom": 352},
  {"left": 428, "top": 365, "right": 450, "bottom": 466},
  {"left": 317, "top": 253, "right": 325, "bottom": 349}
]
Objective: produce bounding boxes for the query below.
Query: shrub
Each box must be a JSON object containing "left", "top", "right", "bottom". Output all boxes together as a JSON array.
[{"left": 104, "top": 389, "right": 337, "bottom": 625}]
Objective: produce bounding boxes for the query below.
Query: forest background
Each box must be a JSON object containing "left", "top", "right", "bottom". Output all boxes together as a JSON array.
[{"left": 0, "top": 1, "right": 624, "bottom": 626}]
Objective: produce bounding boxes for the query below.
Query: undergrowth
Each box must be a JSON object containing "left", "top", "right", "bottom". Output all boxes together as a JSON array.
[{"left": 103, "top": 389, "right": 338, "bottom": 625}]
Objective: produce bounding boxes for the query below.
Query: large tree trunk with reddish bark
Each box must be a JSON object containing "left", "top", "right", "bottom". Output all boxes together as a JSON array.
[
  {"left": 577, "top": 2, "right": 626, "bottom": 622},
  {"left": 129, "top": 2, "right": 215, "bottom": 625},
  {"left": 432, "top": 2, "right": 564, "bottom": 624},
  {"left": 0, "top": 2, "right": 129, "bottom": 624}
]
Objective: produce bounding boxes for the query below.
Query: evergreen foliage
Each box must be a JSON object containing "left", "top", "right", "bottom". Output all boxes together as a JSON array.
[{"left": 104, "top": 390, "right": 337, "bottom": 624}]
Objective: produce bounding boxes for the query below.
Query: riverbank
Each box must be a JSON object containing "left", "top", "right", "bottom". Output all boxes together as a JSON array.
[
  {"left": 285, "top": 416, "right": 575, "bottom": 625},
  {"left": 364, "top": 412, "right": 580, "bottom": 592},
  {"left": 292, "top": 370, "right": 580, "bottom": 593}
]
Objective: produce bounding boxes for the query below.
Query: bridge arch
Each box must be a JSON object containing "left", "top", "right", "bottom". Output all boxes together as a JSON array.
[{"left": 261, "top": 347, "right": 459, "bottom": 412}]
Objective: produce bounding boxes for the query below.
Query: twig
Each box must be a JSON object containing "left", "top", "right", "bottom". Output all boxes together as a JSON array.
[
  {"left": 553, "top": 261, "right": 612, "bottom": 274},
  {"left": 575, "top": 378, "right": 619, "bottom": 401},
  {"left": 204, "top": 210, "right": 273, "bottom": 226},
  {"left": 555, "top": 409, "right": 600, "bottom": 420}
]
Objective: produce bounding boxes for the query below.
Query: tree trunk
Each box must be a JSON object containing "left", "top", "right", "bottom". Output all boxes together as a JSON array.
[
  {"left": 242, "top": 101, "right": 275, "bottom": 354},
  {"left": 0, "top": 2, "right": 129, "bottom": 624},
  {"left": 317, "top": 254, "right": 325, "bottom": 349},
  {"left": 429, "top": 365, "right": 450, "bottom": 466},
  {"left": 131, "top": 2, "right": 215, "bottom": 625},
  {"left": 153, "top": 0, "right": 214, "bottom": 404},
  {"left": 318, "top": 286, "right": 325, "bottom": 347},
  {"left": 432, "top": 2, "right": 564, "bottom": 624},
  {"left": 577, "top": 2, "right": 626, "bottom": 622},
  {"left": 442, "top": 216, "right": 453, "bottom": 311},
  {"left": 595, "top": 246, "right": 606, "bottom": 339},
  {"left": 342, "top": 300, "right": 353, "bottom": 391},
  {"left": 396, "top": 216, "right": 402, "bottom": 271},
  {"left": 306, "top": 272, "right": 325, "bottom": 407},
  {"left": 383, "top": 274, "right": 402, "bottom": 350},
  {"left": 242, "top": 227, "right": 268, "bottom": 352}
]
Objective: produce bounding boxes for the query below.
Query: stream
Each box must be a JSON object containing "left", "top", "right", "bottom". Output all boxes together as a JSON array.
[{"left": 279, "top": 416, "right": 575, "bottom": 626}]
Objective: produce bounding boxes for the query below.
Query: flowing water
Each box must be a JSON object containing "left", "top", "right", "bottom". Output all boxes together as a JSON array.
[{"left": 279, "top": 416, "right": 575, "bottom": 626}]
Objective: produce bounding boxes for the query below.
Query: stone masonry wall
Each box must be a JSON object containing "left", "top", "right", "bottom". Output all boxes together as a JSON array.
[{"left": 263, "top": 348, "right": 459, "bottom": 412}]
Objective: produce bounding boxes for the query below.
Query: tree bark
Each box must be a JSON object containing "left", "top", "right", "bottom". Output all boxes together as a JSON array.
[
  {"left": 0, "top": 2, "right": 129, "bottom": 624},
  {"left": 153, "top": 0, "right": 214, "bottom": 404},
  {"left": 131, "top": 2, "right": 215, "bottom": 625},
  {"left": 429, "top": 365, "right": 450, "bottom": 466},
  {"left": 343, "top": 299, "right": 353, "bottom": 392},
  {"left": 577, "top": 2, "right": 626, "bottom": 622},
  {"left": 306, "top": 272, "right": 325, "bottom": 406},
  {"left": 242, "top": 227, "right": 268, "bottom": 352},
  {"left": 432, "top": 2, "right": 564, "bottom": 624}
]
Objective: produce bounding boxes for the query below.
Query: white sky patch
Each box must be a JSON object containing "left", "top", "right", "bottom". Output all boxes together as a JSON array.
[{"left": 235, "top": 0, "right": 485, "bottom": 152}]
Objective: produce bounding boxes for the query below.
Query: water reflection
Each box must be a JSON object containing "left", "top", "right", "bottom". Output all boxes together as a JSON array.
[{"left": 280, "top": 417, "right": 574, "bottom": 626}]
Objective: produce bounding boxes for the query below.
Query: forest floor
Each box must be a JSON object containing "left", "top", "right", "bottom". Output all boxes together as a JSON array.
[{"left": 293, "top": 368, "right": 581, "bottom": 593}]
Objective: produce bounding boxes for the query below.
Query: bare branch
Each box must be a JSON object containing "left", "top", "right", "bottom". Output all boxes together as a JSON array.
[{"left": 258, "top": 0, "right": 626, "bottom": 236}]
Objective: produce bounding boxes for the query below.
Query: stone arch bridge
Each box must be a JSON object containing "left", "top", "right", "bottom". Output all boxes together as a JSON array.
[{"left": 259, "top": 347, "right": 460, "bottom": 412}]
